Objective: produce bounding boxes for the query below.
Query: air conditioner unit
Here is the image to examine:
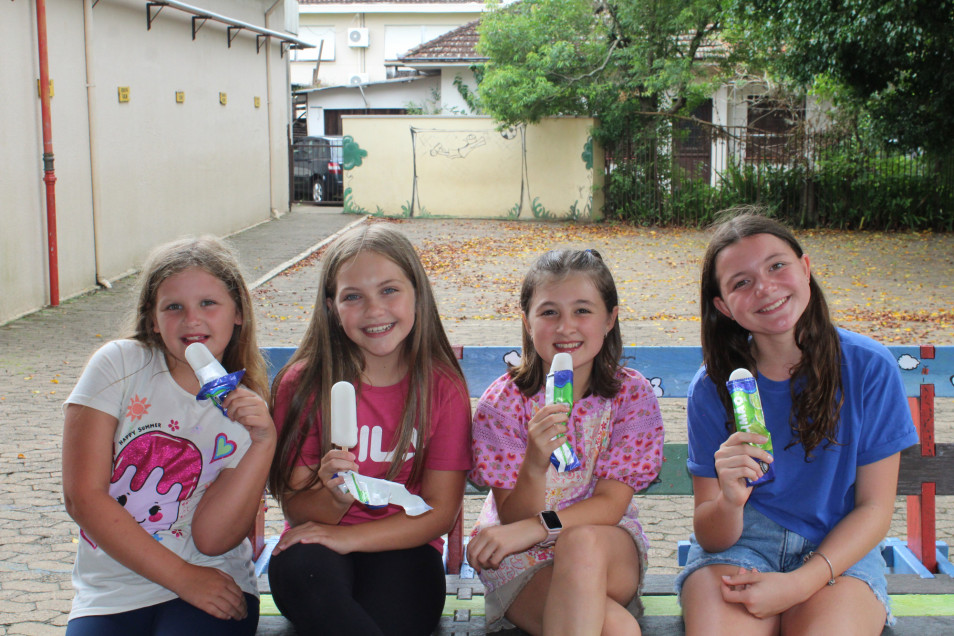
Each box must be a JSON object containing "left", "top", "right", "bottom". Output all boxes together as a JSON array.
[
  {"left": 347, "top": 27, "right": 369, "bottom": 48},
  {"left": 348, "top": 73, "right": 370, "bottom": 86}
]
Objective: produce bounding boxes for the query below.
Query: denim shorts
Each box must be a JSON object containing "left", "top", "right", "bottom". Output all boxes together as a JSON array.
[{"left": 674, "top": 505, "right": 893, "bottom": 625}]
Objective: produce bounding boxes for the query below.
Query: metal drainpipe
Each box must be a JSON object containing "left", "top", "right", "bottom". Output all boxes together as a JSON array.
[
  {"left": 82, "top": 0, "right": 110, "bottom": 288},
  {"left": 35, "top": 0, "right": 59, "bottom": 305},
  {"left": 265, "top": 0, "right": 282, "bottom": 218}
]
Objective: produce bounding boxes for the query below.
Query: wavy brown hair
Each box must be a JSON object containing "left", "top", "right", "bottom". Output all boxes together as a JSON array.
[
  {"left": 268, "top": 222, "right": 465, "bottom": 506},
  {"left": 128, "top": 235, "right": 267, "bottom": 399},
  {"left": 510, "top": 249, "right": 622, "bottom": 398},
  {"left": 700, "top": 209, "right": 842, "bottom": 458}
]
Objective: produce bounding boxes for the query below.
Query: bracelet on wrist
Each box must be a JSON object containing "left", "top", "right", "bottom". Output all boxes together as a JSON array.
[{"left": 803, "top": 550, "right": 836, "bottom": 586}]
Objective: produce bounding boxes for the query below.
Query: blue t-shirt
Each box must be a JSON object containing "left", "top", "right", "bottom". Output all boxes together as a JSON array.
[{"left": 686, "top": 329, "right": 919, "bottom": 545}]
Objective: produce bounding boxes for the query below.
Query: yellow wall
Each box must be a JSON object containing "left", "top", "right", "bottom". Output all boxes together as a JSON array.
[{"left": 341, "top": 116, "right": 603, "bottom": 220}]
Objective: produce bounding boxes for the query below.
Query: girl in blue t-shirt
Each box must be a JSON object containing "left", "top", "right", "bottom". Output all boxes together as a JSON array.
[{"left": 677, "top": 211, "right": 917, "bottom": 635}]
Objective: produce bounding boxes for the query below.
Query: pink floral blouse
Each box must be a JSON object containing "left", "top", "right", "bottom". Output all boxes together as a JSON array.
[{"left": 469, "top": 367, "right": 665, "bottom": 595}]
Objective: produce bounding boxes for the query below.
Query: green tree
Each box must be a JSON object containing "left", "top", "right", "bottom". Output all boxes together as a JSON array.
[
  {"left": 727, "top": 0, "right": 954, "bottom": 154},
  {"left": 476, "top": 0, "right": 726, "bottom": 144}
]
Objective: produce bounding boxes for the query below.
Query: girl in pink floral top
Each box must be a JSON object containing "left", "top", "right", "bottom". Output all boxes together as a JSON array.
[{"left": 468, "top": 249, "right": 665, "bottom": 634}]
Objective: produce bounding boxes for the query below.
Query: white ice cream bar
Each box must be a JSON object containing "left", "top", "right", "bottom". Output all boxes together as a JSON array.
[
  {"left": 549, "top": 352, "right": 573, "bottom": 374},
  {"left": 185, "top": 342, "right": 227, "bottom": 386},
  {"left": 331, "top": 381, "right": 358, "bottom": 449},
  {"left": 729, "top": 368, "right": 754, "bottom": 381}
]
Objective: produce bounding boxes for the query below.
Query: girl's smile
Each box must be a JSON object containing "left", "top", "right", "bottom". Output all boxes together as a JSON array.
[
  {"left": 152, "top": 267, "right": 241, "bottom": 385},
  {"left": 330, "top": 250, "right": 416, "bottom": 385},
  {"left": 713, "top": 233, "right": 811, "bottom": 343},
  {"left": 523, "top": 271, "right": 618, "bottom": 397}
]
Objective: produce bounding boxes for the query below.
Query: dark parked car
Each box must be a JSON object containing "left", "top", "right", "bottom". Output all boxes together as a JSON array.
[{"left": 292, "top": 136, "right": 343, "bottom": 203}]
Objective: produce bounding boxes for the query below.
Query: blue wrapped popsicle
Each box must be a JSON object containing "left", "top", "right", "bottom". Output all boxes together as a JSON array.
[
  {"left": 545, "top": 352, "right": 581, "bottom": 472},
  {"left": 185, "top": 342, "right": 244, "bottom": 416}
]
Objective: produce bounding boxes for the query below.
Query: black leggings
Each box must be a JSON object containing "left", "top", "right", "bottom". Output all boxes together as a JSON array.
[{"left": 268, "top": 543, "right": 446, "bottom": 636}]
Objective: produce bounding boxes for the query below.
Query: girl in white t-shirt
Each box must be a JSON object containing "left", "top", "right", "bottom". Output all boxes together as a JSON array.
[{"left": 63, "top": 236, "right": 275, "bottom": 635}]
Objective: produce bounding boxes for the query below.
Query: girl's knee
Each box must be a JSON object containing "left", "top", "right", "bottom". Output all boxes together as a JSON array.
[{"left": 553, "top": 524, "right": 604, "bottom": 561}]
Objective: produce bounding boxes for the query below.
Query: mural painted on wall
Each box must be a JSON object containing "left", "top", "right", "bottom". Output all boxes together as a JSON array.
[
  {"left": 342, "top": 120, "right": 598, "bottom": 220},
  {"left": 409, "top": 125, "right": 528, "bottom": 218},
  {"left": 408, "top": 126, "right": 593, "bottom": 220}
]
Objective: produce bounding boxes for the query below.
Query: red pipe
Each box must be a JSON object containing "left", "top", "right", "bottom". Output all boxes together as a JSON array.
[{"left": 36, "top": 0, "right": 59, "bottom": 306}]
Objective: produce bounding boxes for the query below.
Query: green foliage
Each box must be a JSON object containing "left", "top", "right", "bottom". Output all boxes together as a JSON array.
[
  {"left": 725, "top": 0, "right": 954, "bottom": 154},
  {"left": 453, "top": 72, "right": 484, "bottom": 115},
  {"left": 477, "top": 0, "right": 725, "bottom": 140},
  {"left": 610, "top": 148, "right": 954, "bottom": 231}
]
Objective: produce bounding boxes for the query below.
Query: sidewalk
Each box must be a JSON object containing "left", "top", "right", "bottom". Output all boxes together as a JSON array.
[
  {"left": 0, "top": 206, "right": 362, "bottom": 634},
  {"left": 1, "top": 210, "right": 950, "bottom": 633}
]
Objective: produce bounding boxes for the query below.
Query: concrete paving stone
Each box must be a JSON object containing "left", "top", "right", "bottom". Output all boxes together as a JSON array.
[
  {"left": 34, "top": 599, "right": 71, "bottom": 613},
  {"left": 3, "top": 210, "right": 952, "bottom": 631},
  {"left": 3, "top": 620, "right": 64, "bottom": 635},
  {"left": 0, "top": 581, "right": 60, "bottom": 593}
]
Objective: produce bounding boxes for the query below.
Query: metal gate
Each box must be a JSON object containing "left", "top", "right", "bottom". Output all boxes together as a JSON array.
[{"left": 290, "top": 136, "right": 344, "bottom": 204}]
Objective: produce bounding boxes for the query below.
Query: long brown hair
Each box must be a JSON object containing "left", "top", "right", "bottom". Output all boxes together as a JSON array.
[
  {"left": 700, "top": 208, "right": 842, "bottom": 458},
  {"left": 510, "top": 248, "right": 622, "bottom": 398},
  {"left": 129, "top": 236, "right": 267, "bottom": 399},
  {"left": 268, "top": 222, "right": 465, "bottom": 505}
]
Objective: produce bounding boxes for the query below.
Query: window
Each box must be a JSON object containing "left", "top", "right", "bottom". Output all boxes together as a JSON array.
[
  {"left": 746, "top": 97, "right": 803, "bottom": 163},
  {"left": 294, "top": 26, "right": 335, "bottom": 62}
]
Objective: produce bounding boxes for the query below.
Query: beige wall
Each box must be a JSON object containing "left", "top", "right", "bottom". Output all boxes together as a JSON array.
[
  {"left": 1, "top": 0, "right": 294, "bottom": 324},
  {"left": 341, "top": 116, "right": 603, "bottom": 220}
]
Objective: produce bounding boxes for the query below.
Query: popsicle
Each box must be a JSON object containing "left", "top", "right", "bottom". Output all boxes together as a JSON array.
[
  {"left": 727, "top": 368, "right": 775, "bottom": 486},
  {"left": 545, "top": 352, "right": 581, "bottom": 472},
  {"left": 331, "top": 381, "right": 358, "bottom": 449},
  {"left": 184, "top": 342, "right": 244, "bottom": 416}
]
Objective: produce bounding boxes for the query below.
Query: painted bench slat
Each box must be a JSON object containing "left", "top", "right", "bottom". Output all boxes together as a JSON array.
[{"left": 257, "top": 345, "right": 954, "bottom": 577}]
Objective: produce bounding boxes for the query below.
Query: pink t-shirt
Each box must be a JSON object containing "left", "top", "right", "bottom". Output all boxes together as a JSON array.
[
  {"left": 470, "top": 367, "right": 664, "bottom": 595},
  {"left": 273, "top": 362, "right": 472, "bottom": 551}
]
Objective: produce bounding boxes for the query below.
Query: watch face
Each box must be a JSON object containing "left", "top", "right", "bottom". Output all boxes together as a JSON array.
[{"left": 540, "top": 510, "right": 562, "bottom": 530}]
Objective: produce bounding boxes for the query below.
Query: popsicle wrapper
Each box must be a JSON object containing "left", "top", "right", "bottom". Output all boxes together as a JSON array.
[
  {"left": 338, "top": 471, "right": 432, "bottom": 516},
  {"left": 726, "top": 374, "right": 775, "bottom": 486},
  {"left": 545, "top": 369, "right": 581, "bottom": 473},
  {"left": 196, "top": 370, "right": 245, "bottom": 416}
]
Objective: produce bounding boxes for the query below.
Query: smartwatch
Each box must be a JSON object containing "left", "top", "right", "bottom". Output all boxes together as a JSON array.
[{"left": 537, "top": 510, "right": 562, "bottom": 547}]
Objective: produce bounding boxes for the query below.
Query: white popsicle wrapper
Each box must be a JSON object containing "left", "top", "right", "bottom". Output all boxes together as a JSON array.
[
  {"left": 185, "top": 342, "right": 227, "bottom": 387},
  {"left": 331, "top": 381, "right": 358, "bottom": 449},
  {"left": 337, "top": 471, "right": 432, "bottom": 516},
  {"left": 184, "top": 342, "right": 243, "bottom": 416}
]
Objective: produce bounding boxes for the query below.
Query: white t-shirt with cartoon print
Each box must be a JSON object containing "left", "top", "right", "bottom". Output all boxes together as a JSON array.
[{"left": 65, "top": 339, "right": 257, "bottom": 619}]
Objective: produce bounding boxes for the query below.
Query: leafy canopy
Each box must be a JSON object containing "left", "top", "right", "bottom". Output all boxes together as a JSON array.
[
  {"left": 476, "top": 0, "right": 725, "bottom": 142},
  {"left": 725, "top": 0, "right": 954, "bottom": 153}
]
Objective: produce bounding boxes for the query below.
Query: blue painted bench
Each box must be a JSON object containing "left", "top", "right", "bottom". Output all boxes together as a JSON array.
[{"left": 254, "top": 344, "right": 954, "bottom": 580}]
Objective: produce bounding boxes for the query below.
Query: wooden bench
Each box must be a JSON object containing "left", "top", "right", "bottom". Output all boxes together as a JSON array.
[{"left": 254, "top": 344, "right": 954, "bottom": 633}]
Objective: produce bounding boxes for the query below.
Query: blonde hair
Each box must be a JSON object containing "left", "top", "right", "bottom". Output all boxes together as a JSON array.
[
  {"left": 128, "top": 235, "right": 267, "bottom": 399},
  {"left": 269, "top": 222, "right": 465, "bottom": 504}
]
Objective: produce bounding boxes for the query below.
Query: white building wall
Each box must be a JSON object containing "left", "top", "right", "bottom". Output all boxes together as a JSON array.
[
  {"left": 293, "top": 3, "right": 482, "bottom": 87},
  {"left": 439, "top": 67, "right": 478, "bottom": 114},
  {"left": 303, "top": 75, "right": 440, "bottom": 131},
  {"left": 1, "top": 0, "right": 296, "bottom": 324}
]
